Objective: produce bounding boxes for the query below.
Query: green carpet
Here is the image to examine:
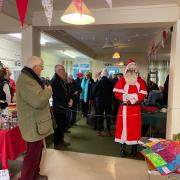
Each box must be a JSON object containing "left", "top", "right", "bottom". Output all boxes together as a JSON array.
[{"left": 64, "top": 114, "right": 121, "bottom": 157}]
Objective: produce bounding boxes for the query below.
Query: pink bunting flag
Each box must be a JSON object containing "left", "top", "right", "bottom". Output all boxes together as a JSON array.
[
  {"left": 41, "top": 0, "right": 53, "bottom": 26},
  {"left": 0, "top": 0, "right": 5, "bottom": 11},
  {"left": 16, "top": 0, "right": 28, "bottom": 26},
  {"left": 105, "top": 0, "right": 112, "bottom": 8},
  {"left": 72, "top": 0, "right": 82, "bottom": 13}
]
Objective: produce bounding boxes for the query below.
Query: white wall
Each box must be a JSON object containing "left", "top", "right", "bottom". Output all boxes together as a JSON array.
[
  {"left": 73, "top": 58, "right": 90, "bottom": 66},
  {"left": 41, "top": 50, "right": 63, "bottom": 78}
]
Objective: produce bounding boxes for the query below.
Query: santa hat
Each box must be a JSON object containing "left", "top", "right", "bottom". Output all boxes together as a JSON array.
[
  {"left": 77, "top": 72, "right": 83, "bottom": 78},
  {"left": 125, "top": 58, "right": 138, "bottom": 73},
  {"left": 101, "top": 68, "right": 108, "bottom": 77}
]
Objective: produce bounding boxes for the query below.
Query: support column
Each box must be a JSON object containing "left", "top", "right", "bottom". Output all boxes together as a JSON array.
[
  {"left": 166, "top": 20, "right": 180, "bottom": 139},
  {"left": 21, "top": 26, "right": 41, "bottom": 66},
  {"left": 67, "top": 61, "right": 73, "bottom": 75}
]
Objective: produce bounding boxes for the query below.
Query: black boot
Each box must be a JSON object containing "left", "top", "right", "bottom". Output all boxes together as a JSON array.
[
  {"left": 130, "top": 145, "right": 137, "bottom": 157},
  {"left": 120, "top": 144, "right": 127, "bottom": 157}
]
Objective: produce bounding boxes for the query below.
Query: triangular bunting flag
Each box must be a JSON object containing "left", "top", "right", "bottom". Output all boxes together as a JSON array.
[
  {"left": 41, "top": 0, "right": 53, "bottom": 27},
  {"left": 0, "top": 0, "right": 5, "bottom": 11},
  {"left": 105, "top": 0, "right": 112, "bottom": 8},
  {"left": 72, "top": 0, "right": 83, "bottom": 13},
  {"left": 16, "top": 0, "right": 28, "bottom": 26}
]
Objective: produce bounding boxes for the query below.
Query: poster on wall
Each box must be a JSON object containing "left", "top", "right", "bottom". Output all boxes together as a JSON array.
[
  {"left": 80, "top": 64, "right": 90, "bottom": 69},
  {"left": 73, "top": 64, "right": 79, "bottom": 78},
  {"left": 73, "top": 63, "right": 90, "bottom": 78}
]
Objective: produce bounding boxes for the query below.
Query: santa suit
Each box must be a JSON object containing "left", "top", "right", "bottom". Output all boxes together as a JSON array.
[{"left": 113, "top": 76, "right": 147, "bottom": 145}]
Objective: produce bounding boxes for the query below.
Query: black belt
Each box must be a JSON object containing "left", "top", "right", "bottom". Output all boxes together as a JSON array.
[{"left": 121, "top": 103, "right": 141, "bottom": 106}]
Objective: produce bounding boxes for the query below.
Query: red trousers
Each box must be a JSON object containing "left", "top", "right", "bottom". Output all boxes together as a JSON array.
[{"left": 19, "top": 140, "right": 43, "bottom": 180}]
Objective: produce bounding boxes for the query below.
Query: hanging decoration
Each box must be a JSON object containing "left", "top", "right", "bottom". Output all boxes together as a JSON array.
[
  {"left": 16, "top": 0, "right": 28, "bottom": 26},
  {"left": 41, "top": 0, "right": 53, "bottom": 26},
  {"left": 147, "top": 27, "right": 171, "bottom": 59},
  {"left": 61, "top": 0, "right": 95, "bottom": 25},
  {"left": 105, "top": 0, "right": 112, "bottom": 8},
  {"left": 161, "top": 30, "right": 167, "bottom": 48},
  {"left": 0, "top": 0, "right": 5, "bottom": 11},
  {"left": 72, "top": 0, "right": 83, "bottom": 13}
]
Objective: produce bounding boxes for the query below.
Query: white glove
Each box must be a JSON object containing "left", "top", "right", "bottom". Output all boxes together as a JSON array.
[
  {"left": 128, "top": 93, "right": 138, "bottom": 104},
  {"left": 123, "top": 93, "right": 138, "bottom": 104},
  {"left": 123, "top": 94, "right": 128, "bottom": 102}
]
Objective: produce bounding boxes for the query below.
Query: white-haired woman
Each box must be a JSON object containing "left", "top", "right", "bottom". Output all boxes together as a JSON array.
[{"left": 16, "top": 56, "right": 54, "bottom": 180}]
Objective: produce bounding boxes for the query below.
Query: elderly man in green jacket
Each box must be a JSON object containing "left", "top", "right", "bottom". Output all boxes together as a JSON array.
[{"left": 16, "top": 56, "right": 54, "bottom": 180}]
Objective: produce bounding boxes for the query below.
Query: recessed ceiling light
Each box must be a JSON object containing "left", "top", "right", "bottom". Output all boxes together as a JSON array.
[{"left": 59, "top": 50, "right": 77, "bottom": 59}]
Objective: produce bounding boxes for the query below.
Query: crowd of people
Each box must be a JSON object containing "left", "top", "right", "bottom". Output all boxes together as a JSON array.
[
  {"left": 146, "top": 74, "right": 169, "bottom": 109},
  {"left": 0, "top": 56, "right": 169, "bottom": 180}
]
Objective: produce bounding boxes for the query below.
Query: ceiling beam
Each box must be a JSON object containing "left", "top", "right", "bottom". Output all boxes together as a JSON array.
[
  {"left": 44, "top": 30, "right": 97, "bottom": 59},
  {"left": 33, "top": 4, "right": 179, "bottom": 26}
]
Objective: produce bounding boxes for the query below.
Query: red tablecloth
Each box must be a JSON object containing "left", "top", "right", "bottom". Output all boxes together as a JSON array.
[{"left": 0, "top": 127, "right": 26, "bottom": 169}]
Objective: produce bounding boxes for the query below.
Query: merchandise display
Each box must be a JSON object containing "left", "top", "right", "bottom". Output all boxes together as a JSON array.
[{"left": 0, "top": 104, "right": 17, "bottom": 130}]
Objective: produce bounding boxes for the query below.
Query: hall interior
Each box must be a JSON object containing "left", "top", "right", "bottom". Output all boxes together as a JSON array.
[{"left": 0, "top": 0, "right": 180, "bottom": 180}]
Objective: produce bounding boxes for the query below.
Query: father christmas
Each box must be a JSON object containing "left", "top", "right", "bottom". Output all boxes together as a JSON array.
[{"left": 113, "top": 59, "right": 147, "bottom": 157}]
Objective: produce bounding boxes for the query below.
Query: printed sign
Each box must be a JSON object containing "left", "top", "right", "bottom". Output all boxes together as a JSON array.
[{"left": 80, "top": 64, "right": 90, "bottom": 69}]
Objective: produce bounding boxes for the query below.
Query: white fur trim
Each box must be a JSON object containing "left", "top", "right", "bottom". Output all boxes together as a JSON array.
[
  {"left": 135, "top": 82, "right": 140, "bottom": 92},
  {"left": 123, "top": 94, "right": 127, "bottom": 102},
  {"left": 115, "top": 138, "right": 138, "bottom": 145},
  {"left": 119, "top": 105, "right": 127, "bottom": 144},
  {"left": 139, "top": 90, "right": 147, "bottom": 95},
  {"left": 124, "top": 84, "right": 129, "bottom": 94},
  {"left": 125, "top": 63, "right": 137, "bottom": 74},
  {"left": 125, "top": 141, "right": 138, "bottom": 145},
  {"left": 113, "top": 88, "right": 124, "bottom": 93}
]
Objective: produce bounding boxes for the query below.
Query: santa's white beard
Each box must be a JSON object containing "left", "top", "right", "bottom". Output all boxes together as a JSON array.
[{"left": 124, "top": 71, "right": 138, "bottom": 85}]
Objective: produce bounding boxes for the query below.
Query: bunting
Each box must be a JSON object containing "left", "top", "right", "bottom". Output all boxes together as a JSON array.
[
  {"left": 161, "top": 30, "right": 167, "bottom": 48},
  {"left": 72, "top": 0, "right": 82, "bottom": 13},
  {"left": 0, "top": 0, "right": 5, "bottom": 11},
  {"left": 41, "top": 0, "right": 53, "bottom": 27},
  {"left": 16, "top": 0, "right": 28, "bottom": 26},
  {"left": 105, "top": 0, "right": 112, "bottom": 8}
]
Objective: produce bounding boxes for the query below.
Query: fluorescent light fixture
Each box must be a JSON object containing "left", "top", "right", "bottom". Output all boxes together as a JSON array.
[
  {"left": 61, "top": 1, "right": 95, "bottom": 25},
  {"left": 59, "top": 50, "right": 77, "bottom": 59},
  {"left": 8, "top": 33, "right": 22, "bottom": 39}
]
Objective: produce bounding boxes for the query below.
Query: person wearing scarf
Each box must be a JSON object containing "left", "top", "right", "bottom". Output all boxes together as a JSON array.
[{"left": 16, "top": 56, "right": 53, "bottom": 180}]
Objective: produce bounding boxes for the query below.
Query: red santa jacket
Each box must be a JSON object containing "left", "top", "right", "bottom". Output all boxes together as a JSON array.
[{"left": 113, "top": 76, "right": 147, "bottom": 144}]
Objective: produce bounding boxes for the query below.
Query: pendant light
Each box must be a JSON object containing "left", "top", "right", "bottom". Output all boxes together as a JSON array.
[
  {"left": 103, "top": 30, "right": 114, "bottom": 49},
  {"left": 112, "top": 51, "right": 121, "bottom": 59},
  {"left": 61, "top": 0, "right": 95, "bottom": 25}
]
